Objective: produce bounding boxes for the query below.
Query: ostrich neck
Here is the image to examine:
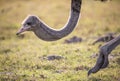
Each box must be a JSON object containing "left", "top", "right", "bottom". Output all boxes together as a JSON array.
[{"left": 34, "top": 0, "right": 82, "bottom": 41}]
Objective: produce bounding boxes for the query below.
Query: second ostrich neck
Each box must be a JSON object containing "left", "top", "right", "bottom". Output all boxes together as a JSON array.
[{"left": 34, "top": 0, "right": 81, "bottom": 41}]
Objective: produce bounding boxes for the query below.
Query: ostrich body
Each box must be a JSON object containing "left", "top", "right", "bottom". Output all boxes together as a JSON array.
[
  {"left": 16, "top": 0, "right": 120, "bottom": 76},
  {"left": 16, "top": 0, "right": 82, "bottom": 41}
]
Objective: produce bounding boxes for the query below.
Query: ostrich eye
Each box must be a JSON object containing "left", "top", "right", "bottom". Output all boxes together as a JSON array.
[{"left": 26, "top": 22, "right": 32, "bottom": 25}]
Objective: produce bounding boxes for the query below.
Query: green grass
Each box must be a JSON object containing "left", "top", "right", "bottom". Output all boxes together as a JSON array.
[{"left": 0, "top": 0, "right": 120, "bottom": 81}]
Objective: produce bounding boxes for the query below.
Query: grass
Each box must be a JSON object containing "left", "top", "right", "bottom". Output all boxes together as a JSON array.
[{"left": 0, "top": 0, "right": 120, "bottom": 81}]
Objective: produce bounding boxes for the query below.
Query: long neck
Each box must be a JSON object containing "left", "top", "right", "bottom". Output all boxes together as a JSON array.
[{"left": 34, "top": 0, "right": 82, "bottom": 41}]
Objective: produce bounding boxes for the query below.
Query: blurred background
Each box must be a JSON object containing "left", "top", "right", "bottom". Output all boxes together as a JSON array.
[{"left": 0, "top": 0, "right": 120, "bottom": 39}]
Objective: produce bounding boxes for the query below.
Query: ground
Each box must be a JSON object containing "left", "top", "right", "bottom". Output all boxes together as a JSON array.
[{"left": 0, "top": 0, "right": 120, "bottom": 81}]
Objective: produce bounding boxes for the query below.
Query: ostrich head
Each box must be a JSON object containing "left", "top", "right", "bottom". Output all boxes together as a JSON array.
[{"left": 16, "top": 15, "right": 39, "bottom": 35}]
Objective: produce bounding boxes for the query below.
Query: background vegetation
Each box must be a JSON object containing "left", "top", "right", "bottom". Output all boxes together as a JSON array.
[{"left": 0, "top": 0, "right": 120, "bottom": 81}]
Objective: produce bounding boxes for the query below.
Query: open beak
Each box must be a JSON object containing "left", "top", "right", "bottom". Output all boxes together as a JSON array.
[{"left": 16, "top": 26, "right": 31, "bottom": 35}]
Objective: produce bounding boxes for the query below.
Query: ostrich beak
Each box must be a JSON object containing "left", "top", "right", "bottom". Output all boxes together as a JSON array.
[{"left": 16, "top": 26, "right": 31, "bottom": 35}]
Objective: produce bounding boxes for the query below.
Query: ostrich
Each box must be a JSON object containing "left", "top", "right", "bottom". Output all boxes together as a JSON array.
[
  {"left": 16, "top": 0, "right": 81, "bottom": 41},
  {"left": 16, "top": 0, "right": 120, "bottom": 76},
  {"left": 88, "top": 35, "right": 120, "bottom": 75}
]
